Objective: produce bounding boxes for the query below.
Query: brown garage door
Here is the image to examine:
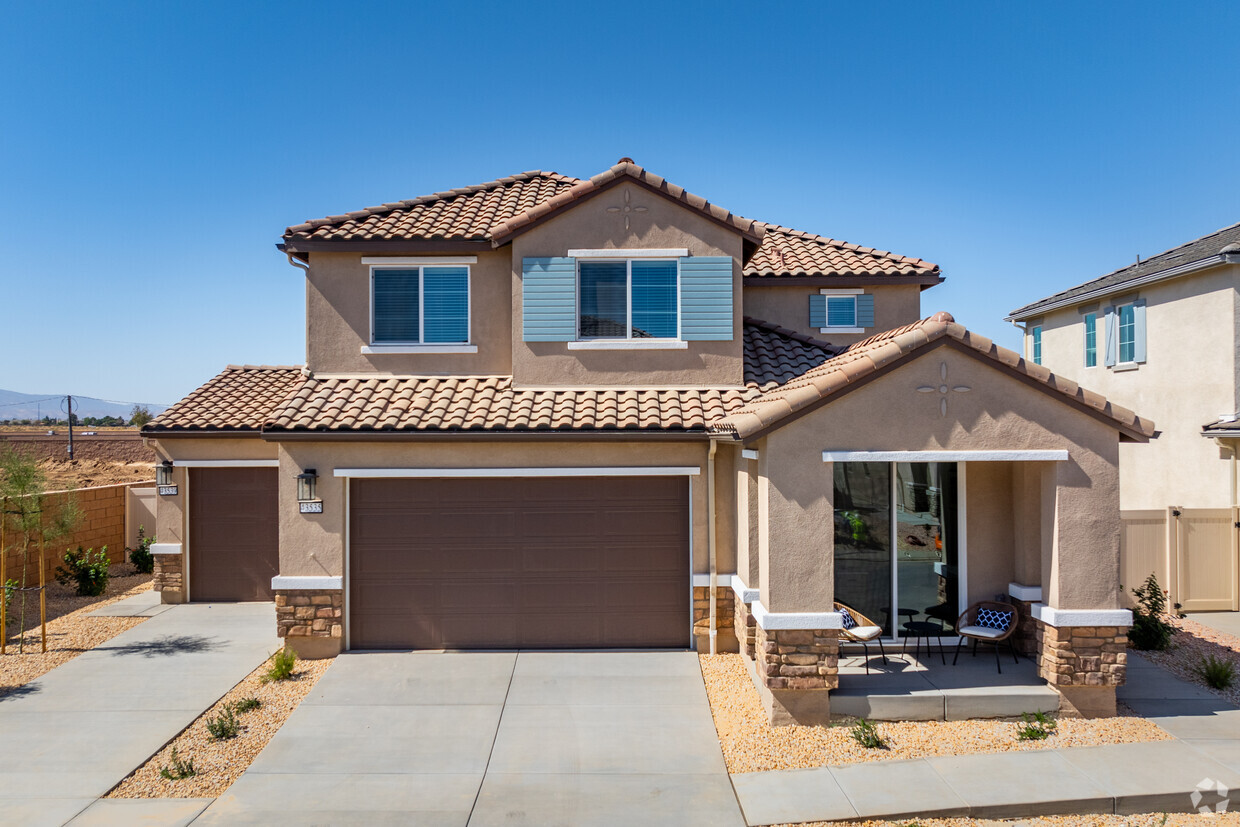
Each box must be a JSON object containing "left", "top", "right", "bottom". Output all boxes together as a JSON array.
[
  {"left": 349, "top": 476, "right": 690, "bottom": 649},
  {"left": 189, "top": 467, "right": 279, "bottom": 602}
]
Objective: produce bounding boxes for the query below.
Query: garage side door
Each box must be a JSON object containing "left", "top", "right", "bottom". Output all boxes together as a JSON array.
[
  {"left": 349, "top": 476, "right": 690, "bottom": 649},
  {"left": 189, "top": 467, "right": 279, "bottom": 602}
]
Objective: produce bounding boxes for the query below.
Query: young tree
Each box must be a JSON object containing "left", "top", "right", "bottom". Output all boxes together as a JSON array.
[
  {"left": 0, "top": 448, "right": 81, "bottom": 652},
  {"left": 129, "top": 405, "right": 153, "bottom": 428}
]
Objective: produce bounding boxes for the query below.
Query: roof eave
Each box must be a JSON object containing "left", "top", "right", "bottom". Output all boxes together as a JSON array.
[{"left": 742, "top": 274, "right": 943, "bottom": 287}]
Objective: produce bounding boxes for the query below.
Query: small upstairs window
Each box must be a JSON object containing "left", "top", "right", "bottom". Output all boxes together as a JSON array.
[
  {"left": 1083, "top": 312, "right": 1097, "bottom": 367},
  {"left": 1031, "top": 326, "right": 1042, "bottom": 365},
  {"left": 809, "top": 289, "right": 874, "bottom": 333},
  {"left": 372, "top": 265, "right": 470, "bottom": 344},
  {"left": 1104, "top": 299, "right": 1147, "bottom": 368},
  {"left": 578, "top": 259, "right": 678, "bottom": 339}
]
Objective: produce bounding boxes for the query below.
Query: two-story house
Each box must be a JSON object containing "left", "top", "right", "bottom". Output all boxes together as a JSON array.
[
  {"left": 144, "top": 160, "right": 1150, "bottom": 722},
  {"left": 1009, "top": 223, "right": 1240, "bottom": 611}
]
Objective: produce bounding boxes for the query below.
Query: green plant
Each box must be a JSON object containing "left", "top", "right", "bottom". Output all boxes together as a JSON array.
[
  {"left": 850, "top": 718, "right": 886, "bottom": 749},
  {"left": 261, "top": 647, "right": 298, "bottom": 683},
  {"left": 1015, "top": 710, "right": 1058, "bottom": 741},
  {"left": 3, "top": 578, "right": 16, "bottom": 617},
  {"left": 1129, "top": 572, "right": 1175, "bottom": 651},
  {"left": 841, "top": 510, "right": 872, "bottom": 546},
  {"left": 127, "top": 525, "right": 154, "bottom": 575},
  {"left": 159, "top": 747, "right": 196, "bottom": 780},
  {"left": 1195, "top": 654, "right": 1237, "bottom": 690},
  {"left": 54, "top": 545, "right": 111, "bottom": 597},
  {"left": 206, "top": 705, "right": 240, "bottom": 740},
  {"left": 231, "top": 696, "right": 262, "bottom": 713}
]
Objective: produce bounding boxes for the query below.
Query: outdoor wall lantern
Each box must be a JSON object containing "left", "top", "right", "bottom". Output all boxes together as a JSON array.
[
  {"left": 297, "top": 469, "right": 322, "bottom": 513},
  {"left": 156, "top": 460, "right": 177, "bottom": 496}
]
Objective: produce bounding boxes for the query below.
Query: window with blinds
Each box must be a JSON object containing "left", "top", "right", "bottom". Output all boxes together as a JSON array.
[{"left": 372, "top": 265, "right": 469, "bottom": 344}]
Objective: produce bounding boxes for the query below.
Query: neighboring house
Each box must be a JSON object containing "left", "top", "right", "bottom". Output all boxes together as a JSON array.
[
  {"left": 1009, "top": 223, "right": 1240, "bottom": 611},
  {"left": 144, "top": 160, "right": 1151, "bottom": 722}
]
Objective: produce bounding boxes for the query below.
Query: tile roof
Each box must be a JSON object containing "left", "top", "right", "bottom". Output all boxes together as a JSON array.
[
  {"left": 1010, "top": 221, "right": 1240, "bottom": 319},
  {"left": 144, "top": 365, "right": 304, "bottom": 432},
  {"left": 711, "top": 312, "right": 1156, "bottom": 441},
  {"left": 1202, "top": 416, "right": 1240, "bottom": 436},
  {"left": 745, "top": 224, "right": 940, "bottom": 279},
  {"left": 743, "top": 317, "right": 840, "bottom": 390}
]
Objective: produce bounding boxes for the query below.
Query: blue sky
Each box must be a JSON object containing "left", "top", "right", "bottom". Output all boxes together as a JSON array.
[{"left": 2, "top": 1, "right": 1237, "bottom": 405}]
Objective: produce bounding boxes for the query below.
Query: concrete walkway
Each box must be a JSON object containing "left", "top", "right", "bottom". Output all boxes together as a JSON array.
[
  {"left": 0, "top": 602, "right": 277, "bottom": 827},
  {"left": 732, "top": 651, "right": 1240, "bottom": 825},
  {"left": 197, "top": 651, "right": 744, "bottom": 826},
  {"left": 1188, "top": 611, "right": 1240, "bottom": 639}
]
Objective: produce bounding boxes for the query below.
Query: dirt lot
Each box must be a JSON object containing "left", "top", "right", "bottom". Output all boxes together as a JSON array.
[{"left": 35, "top": 458, "right": 155, "bottom": 490}]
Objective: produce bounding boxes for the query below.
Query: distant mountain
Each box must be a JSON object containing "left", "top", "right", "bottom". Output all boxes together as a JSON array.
[{"left": 0, "top": 389, "right": 169, "bottom": 422}]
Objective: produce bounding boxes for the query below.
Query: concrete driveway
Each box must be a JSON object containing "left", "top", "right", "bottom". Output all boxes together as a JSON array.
[{"left": 198, "top": 650, "right": 745, "bottom": 826}]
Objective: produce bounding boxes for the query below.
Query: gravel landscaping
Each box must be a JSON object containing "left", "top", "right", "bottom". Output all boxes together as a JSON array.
[
  {"left": 699, "top": 654, "right": 1171, "bottom": 773},
  {"left": 106, "top": 652, "right": 333, "bottom": 799},
  {"left": 784, "top": 815, "right": 1240, "bottom": 826},
  {"left": 1142, "top": 616, "right": 1240, "bottom": 705},
  {"left": 0, "top": 565, "right": 152, "bottom": 695}
]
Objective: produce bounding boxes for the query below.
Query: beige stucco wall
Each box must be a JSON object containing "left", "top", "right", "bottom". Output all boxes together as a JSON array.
[
  {"left": 510, "top": 181, "right": 746, "bottom": 387},
  {"left": 1027, "top": 263, "right": 1239, "bottom": 509},
  {"left": 752, "top": 343, "right": 1124, "bottom": 613},
  {"left": 273, "top": 439, "right": 727, "bottom": 580},
  {"left": 305, "top": 249, "right": 514, "bottom": 376},
  {"left": 742, "top": 283, "right": 926, "bottom": 347}
]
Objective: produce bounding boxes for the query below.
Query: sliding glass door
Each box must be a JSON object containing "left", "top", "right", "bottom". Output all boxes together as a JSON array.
[{"left": 833, "top": 461, "right": 960, "bottom": 639}]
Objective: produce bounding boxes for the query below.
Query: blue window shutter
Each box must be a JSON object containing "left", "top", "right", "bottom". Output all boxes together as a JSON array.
[
  {"left": 1133, "top": 299, "right": 1147, "bottom": 363},
  {"left": 856, "top": 294, "right": 875, "bottom": 327},
  {"left": 1104, "top": 306, "right": 1118, "bottom": 367},
  {"left": 809, "top": 294, "right": 827, "bottom": 328},
  {"left": 679, "top": 256, "right": 733, "bottom": 340},
  {"left": 522, "top": 257, "right": 576, "bottom": 342}
]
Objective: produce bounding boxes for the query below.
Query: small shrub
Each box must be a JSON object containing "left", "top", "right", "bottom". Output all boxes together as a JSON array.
[
  {"left": 54, "top": 546, "right": 111, "bottom": 596},
  {"left": 231, "top": 696, "right": 262, "bottom": 713},
  {"left": 206, "top": 705, "right": 240, "bottom": 740},
  {"left": 127, "top": 525, "right": 155, "bottom": 575},
  {"left": 159, "top": 747, "right": 196, "bottom": 780},
  {"left": 1016, "top": 710, "right": 1058, "bottom": 741},
  {"left": 1195, "top": 654, "right": 1237, "bottom": 690},
  {"left": 261, "top": 647, "right": 298, "bottom": 683},
  {"left": 2, "top": 578, "right": 17, "bottom": 617},
  {"left": 1129, "top": 572, "right": 1175, "bottom": 651},
  {"left": 850, "top": 718, "right": 886, "bottom": 749}
]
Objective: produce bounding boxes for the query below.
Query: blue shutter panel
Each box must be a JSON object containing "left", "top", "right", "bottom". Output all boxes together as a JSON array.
[
  {"left": 1133, "top": 299, "right": 1147, "bottom": 363},
  {"left": 1103, "top": 306, "right": 1118, "bottom": 367},
  {"left": 808, "top": 294, "right": 827, "bottom": 328},
  {"left": 679, "top": 256, "right": 733, "bottom": 340},
  {"left": 856, "top": 294, "right": 875, "bottom": 327},
  {"left": 522, "top": 257, "right": 576, "bottom": 342}
]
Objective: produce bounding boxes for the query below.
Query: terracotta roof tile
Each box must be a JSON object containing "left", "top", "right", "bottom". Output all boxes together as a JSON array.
[
  {"left": 143, "top": 366, "right": 304, "bottom": 432},
  {"left": 745, "top": 224, "right": 940, "bottom": 279}
]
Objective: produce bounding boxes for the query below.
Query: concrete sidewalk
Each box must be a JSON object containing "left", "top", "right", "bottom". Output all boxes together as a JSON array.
[
  {"left": 0, "top": 602, "right": 277, "bottom": 827},
  {"left": 732, "top": 651, "right": 1240, "bottom": 825}
]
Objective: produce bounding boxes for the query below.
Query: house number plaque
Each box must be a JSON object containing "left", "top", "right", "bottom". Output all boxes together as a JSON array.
[
  {"left": 299, "top": 501, "right": 323, "bottom": 514},
  {"left": 158, "top": 485, "right": 178, "bottom": 496}
]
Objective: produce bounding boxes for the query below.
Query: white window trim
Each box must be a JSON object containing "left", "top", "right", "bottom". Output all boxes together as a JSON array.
[
  {"left": 1030, "top": 325, "right": 1043, "bottom": 365},
  {"left": 818, "top": 288, "right": 864, "bottom": 333},
  {"left": 171, "top": 459, "right": 280, "bottom": 468},
  {"left": 370, "top": 263, "right": 472, "bottom": 347},
  {"left": 1116, "top": 302, "right": 1137, "bottom": 366},
  {"left": 361, "top": 256, "right": 477, "bottom": 265},
  {"left": 576, "top": 258, "right": 680, "bottom": 343},
  {"left": 361, "top": 345, "right": 478, "bottom": 355},
  {"left": 333, "top": 466, "right": 702, "bottom": 478},
  {"left": 569, "top": 248, "right": 688, "bottom": 258}
]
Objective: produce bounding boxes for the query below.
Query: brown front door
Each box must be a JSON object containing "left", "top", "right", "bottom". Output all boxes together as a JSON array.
[
  {"left": 349, "top": 476, "right": 690, "bottom": 650},
  {"left": 189, "top": 467, "right": 279, "bottom": 602}
]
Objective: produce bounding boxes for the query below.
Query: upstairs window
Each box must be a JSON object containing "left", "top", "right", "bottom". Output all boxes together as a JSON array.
[
  {"left": 1083, "top": 313, "right": 1097, "bottom": 367},
  {"left": 1118, "top": 304, "right": 1136, "bottom": 363},
  {"left": 578, "top": 259, "right": 678, "bottom": 339},
  {"left": 809, "top": 289, "right": 874, "bottom": 332},
  {"left": 1031, "top": 326, "right": 1042, "bottom": 365},
  {"left": 1104, "top": 299, "right": 1146, "bottom": 368},
  {"left": 372, "top": 265, "right": 469, "bottom": 344},
  {"left": 826, "top": 295, "right": 857, "bottom": 327}
]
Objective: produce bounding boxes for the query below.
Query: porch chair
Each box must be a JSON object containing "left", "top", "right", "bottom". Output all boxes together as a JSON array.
[
  {"left": 953, "top": 600, "right": 1020, "bottom": 674},
  {"left": 835, "top": 602, "right": 888, "bottom": 674}
]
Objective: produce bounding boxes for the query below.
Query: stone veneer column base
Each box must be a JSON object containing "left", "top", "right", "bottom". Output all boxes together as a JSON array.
[
  {"left": 276, "top": 589, "right": 343, "bottom": 659},
  {"left": 753, "top": 625, "right": 839, "bottom": 726},
  {"left": 693, "top": 585, "right": 739, "bottom": 653},
  {"left": 1009, "top": 597, "right": 1039, "bottom": 658},
  {"left": 735, "top": 598, "right": 756, "bottom": 660},
  {"left": 152, "top": 553, "right": 184, "bottom": 604},
  {"left": 1036, "top": 621, "right": 1127, "bottom": 718}
]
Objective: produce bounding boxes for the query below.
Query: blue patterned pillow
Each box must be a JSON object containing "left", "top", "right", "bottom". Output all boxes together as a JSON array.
[
  {"left": 839, "top": 607, "right": 858, "bottom": 630},
  {"left": 976, "top": 607, "right": 1013, "bottom": 632}
]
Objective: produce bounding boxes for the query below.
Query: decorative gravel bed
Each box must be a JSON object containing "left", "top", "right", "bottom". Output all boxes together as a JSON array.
[
  {"left": 0, "top": 566, "right": 153, "bottom": 695},
  {"left": 699, "top": 654, "right": 1171, "bottom": 773},
  {"left": 106, "top": 653, "right": 333, "bottom": 799},
  {"left": 1142, "top": 616, "right": 1240, "bottom": 705},
  {"left": 784, "top": 815, "right": 1240, "bottom": 826}
]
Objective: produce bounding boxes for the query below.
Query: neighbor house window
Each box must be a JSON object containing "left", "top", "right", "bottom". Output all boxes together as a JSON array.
[
  {"left": 1118, "top": 304, "right": 1136, "bottom": 364},
  {"left": 1083, "top": 313, "right": 1097, "bottom": 367},
  {"left": 372, "top": 266, "right": 469, "bottom": 344},
  {"left": 578, "top": 259, "right": 678, "bottom": 339},
  {"left": 1031, "top": 326, "right": 1042, "bottom": 365},
  {"left": 826, "top": 295, "right": 857, "bottom": 328}
]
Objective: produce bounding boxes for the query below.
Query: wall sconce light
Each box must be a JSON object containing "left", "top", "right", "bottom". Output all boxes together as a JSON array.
[
  {"left": 297, "top": 469, "right": 322, "bottom": 513},
  {"left": 157, "top": 460, "right": 177, "bottom": 495}
]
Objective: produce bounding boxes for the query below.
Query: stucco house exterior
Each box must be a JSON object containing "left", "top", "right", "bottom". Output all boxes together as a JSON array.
[
  {"left": 144, "top": 160, "right": 1151, "bottom": 723},
  {"left": 1009, "top": 222, "right": 1240, "bottom": 611}
]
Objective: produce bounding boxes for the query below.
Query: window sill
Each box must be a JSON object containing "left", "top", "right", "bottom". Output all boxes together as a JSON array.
[
  {"left": 819, "top": 327, "right": 865, "bottom": 334},
  {"left": 1112, "top": 362, "right": 1140, "bottom": 372},
  {"left": 362, "top": 344, "right": 478, "bottom": 355},
  {"left": 566, "top": 340, "right": 689, "bottom": 351}
]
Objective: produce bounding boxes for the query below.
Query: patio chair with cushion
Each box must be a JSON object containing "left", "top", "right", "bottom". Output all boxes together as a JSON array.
[
  {"left": 835, "top": 602, "right": 888, "bottom": 674},
  {"left": 953, "top": 600, "right": 1020, "bottom": 673}
]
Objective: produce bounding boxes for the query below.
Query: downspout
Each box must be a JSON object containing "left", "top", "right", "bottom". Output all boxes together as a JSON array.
[
  {"left": 707, "top": 440, "right": 718, "bottom": 655},
  {"left": 285, "top": 252, "right": 309, "bottom": 273}
]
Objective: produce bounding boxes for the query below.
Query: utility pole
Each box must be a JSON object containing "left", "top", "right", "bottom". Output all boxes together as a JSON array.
[{"left": 66, "top": 396, "right": 74, "bottom": 460}]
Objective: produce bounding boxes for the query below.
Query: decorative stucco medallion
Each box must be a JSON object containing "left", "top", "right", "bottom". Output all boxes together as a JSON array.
[
  {"left": 917, "top": 361, "right": 971, "bottom": 417},
  {"left": 606, "top": 188, "right": 648, "bottom": 230}
]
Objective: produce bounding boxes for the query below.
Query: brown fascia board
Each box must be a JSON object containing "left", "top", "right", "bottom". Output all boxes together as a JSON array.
[
  {"left": 742, "top": 275, "right": 944, "bottom": 288},
  {"left": 278, "top": 239, "right": 494, "bottom": 255},
  {"left": 731, "top": 337, "right": 1151, "bottom": 446},
  {"left": 142, "top": 430, "right": 264, "bottom": 438},
  {"left": 260, "top": 429, "right": 711, "bottom": 443},
  {"left": 489, "top": 175, "right": 765, "bottom": 247}
]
